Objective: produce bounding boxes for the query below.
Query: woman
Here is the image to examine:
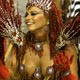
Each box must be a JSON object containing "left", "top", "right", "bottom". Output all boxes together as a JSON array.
[{"left": 0, "top": 0, "right": 79, "bottom": 80}]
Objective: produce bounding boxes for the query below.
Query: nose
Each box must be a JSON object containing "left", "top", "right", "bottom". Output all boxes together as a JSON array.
[{"left": 25, "top": 14, "right": 32, "bottom": 20}]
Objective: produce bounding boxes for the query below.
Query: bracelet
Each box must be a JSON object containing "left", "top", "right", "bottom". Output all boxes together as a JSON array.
[{"left": 62, "top": 70, "right": 71, "bottom": 76}]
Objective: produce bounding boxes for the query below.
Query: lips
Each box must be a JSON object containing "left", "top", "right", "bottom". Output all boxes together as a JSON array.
[
  {"left": 27, "top": 22, "right": 33, "bottom": 25},
  {"left": 26, "top": 20, "right": 34, "bottom": 25}
]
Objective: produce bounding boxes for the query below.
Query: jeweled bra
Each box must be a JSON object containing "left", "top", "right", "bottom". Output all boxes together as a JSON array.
[{"left": 9, "top": 66, "right": 55, "bottom": 80}]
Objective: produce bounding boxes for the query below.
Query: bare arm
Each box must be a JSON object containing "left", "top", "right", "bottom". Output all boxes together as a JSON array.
[{"left": 54, "top": 44, "right": 78, "bottom": 80}]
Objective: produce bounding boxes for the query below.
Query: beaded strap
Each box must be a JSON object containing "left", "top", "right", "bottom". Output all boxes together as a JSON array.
[{"left": 62, "top": 69, "right": 71, "bottom": 76}]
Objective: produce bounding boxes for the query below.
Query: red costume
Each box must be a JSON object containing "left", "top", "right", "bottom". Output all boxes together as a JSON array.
[
  {"left": 54, "top": 52, "right": 78, "bottom": 80},
  {"left": 0, "top": 0, "right": 79, "bottom": 80},
  {"left": 0, "top": 65, "right": 9, "bottom": 79}
]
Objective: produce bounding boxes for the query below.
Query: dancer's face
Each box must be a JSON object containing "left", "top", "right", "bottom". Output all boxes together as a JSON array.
[{"left": 25, "top": 6, "right": 48, "bottom": 32}]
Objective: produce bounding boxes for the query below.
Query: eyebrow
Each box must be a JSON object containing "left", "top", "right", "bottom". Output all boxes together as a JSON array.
[{"left": 30, "top": 11, "right": 43, "bottom": 14}]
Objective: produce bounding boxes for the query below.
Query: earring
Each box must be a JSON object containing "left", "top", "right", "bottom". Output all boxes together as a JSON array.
[{"left": 44, "top": 20, "right": 49, "bottom": 32}]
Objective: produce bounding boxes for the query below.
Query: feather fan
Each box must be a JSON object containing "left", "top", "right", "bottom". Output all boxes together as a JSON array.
[
  {"left": 0, "top": 0, "right": 23, "bottom": 47},
  {"left": 55, "top": 13, "right": 80, "bottom": 50}
]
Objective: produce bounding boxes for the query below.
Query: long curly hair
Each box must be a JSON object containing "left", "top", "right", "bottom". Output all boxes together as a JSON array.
[
  {"left": 0, "top": 36, "right": 4, "bottom": 63},
  {"left": 49, "top": 2, "right": 64, "bottom": 57}
]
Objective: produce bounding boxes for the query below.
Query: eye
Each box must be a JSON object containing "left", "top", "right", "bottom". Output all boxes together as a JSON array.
[
  {"left": 31, "top": 12, "right": 39, "bottom": 16},
  {"left": 25, "top": 12, "right": 28, "bottom": 17}
]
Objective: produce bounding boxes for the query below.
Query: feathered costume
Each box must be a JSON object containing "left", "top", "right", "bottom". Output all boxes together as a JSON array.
[
  {"left": 0, "top": 0, "right": 79, "bottom": 80},
  {"left": 0, "top": 0, "right": 23, "bottom": 79}
]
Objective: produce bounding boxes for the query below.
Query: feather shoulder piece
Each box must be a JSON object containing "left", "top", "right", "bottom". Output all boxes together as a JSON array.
[{"left": 55, "top": 13, "right": 80, "bottom": 50}]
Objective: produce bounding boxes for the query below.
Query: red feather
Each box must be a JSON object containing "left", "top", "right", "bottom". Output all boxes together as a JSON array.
[{"left": 0, "top": 65, "right": 9, "bottom": 79}]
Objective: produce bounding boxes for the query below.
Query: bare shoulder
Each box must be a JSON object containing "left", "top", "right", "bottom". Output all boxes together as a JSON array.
[{"left": 64, "top": 44, "right": 78, "bottom": 78}]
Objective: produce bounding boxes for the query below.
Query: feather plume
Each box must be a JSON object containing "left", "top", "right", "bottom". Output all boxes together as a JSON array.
[
  {"left": 55, "top": 13, "right": 80, "bottom": 50},
  {"left": 0, "top": 0, "right": 23, "bottom": 46}
]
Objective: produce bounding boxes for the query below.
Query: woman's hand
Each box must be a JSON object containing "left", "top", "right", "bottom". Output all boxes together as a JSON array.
[{"left": 54, "top": 52, "right": 73, "bottom": 72}]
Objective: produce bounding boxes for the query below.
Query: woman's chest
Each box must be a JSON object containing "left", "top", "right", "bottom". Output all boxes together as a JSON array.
[
  {"left": 23, "top": 44, "right": 53, "bottom": 76},
  {"left": 7, "top": 43, "right": 54, "bottom": 79}
]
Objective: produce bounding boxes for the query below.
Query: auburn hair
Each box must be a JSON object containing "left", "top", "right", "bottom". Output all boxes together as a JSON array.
[{"left": 49, "top": 2, "right": 64, "bottom": 58}]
